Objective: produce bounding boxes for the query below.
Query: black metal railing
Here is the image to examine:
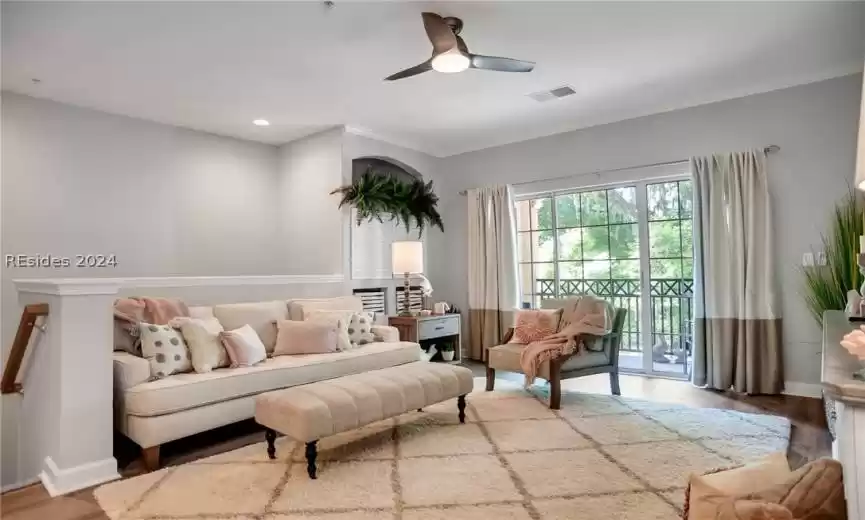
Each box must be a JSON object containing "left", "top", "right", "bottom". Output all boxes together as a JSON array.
[{"left": 536, "top": 278, "right": 693, "bottom": 357}]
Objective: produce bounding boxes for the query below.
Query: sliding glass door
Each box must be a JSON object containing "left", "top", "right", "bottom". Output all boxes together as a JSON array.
[{"left": 515, "top": 177, "right": 694, "bottom": 378}]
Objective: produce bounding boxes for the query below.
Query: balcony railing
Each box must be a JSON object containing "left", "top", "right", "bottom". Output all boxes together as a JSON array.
[{"left": 535, "top": 278, "right": 693, "bottom": 359}]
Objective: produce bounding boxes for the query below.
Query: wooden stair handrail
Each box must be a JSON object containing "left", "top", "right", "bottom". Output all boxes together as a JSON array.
[{"left": 1, "top": 303, "right": 49, "bottom": 394}]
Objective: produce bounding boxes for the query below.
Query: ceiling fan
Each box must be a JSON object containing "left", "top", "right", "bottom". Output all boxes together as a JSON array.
[{"left": 384, "top": 12, "right": 535, "bottom": 81}]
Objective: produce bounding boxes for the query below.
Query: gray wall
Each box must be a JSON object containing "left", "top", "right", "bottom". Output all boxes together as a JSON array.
[
  {"left": 0, "top": 95, "right": 346, "bottom": 488},
  {"left": 429, "top": 74, "right": 863, "bottom": 388},
  {"left": 0, "top": 92, "right": 286, "bottom": 346},
  {"left": 277, "top": 127, "right": 348, "bottom": 279}
]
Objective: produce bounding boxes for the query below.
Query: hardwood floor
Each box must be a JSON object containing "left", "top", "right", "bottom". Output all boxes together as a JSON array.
[{"left": 1, "top": 370, "right": 831, "bottom": 520}]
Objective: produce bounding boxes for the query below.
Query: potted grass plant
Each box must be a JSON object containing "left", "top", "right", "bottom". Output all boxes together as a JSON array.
[
  {"left": 803, "top": 189, "right": 865, "bottom": 326},
  {"left": 440, "top": 342, "right": 456, "bottom": 362}
]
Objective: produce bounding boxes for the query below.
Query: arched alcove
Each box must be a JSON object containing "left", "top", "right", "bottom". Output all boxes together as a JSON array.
[
  {"left": 351, "top": 156, "right": 423, "bottom": 184},
  {"left": 348, "top": 155, "right": 425, "bottom": 284}
]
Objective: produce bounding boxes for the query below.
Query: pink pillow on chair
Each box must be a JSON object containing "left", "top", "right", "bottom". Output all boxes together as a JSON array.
[
  {"left": 509, "top": 309, "right": 563, "bottom": 344},
  {"left": 273, "top": 320, "right": 339, "bottom": 356}
]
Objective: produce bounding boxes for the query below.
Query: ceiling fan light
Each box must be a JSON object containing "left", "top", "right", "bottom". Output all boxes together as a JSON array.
[{"left": 431, "top": 50, "right": 470, "bottom": 73}]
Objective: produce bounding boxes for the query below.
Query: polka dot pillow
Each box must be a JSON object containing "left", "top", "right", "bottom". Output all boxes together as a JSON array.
[
  {"left": 347, "top": 312, "right": 376, "bottom": 347},
  {"left": 139, "top": 322, "right": 192, "bottom": 379}
]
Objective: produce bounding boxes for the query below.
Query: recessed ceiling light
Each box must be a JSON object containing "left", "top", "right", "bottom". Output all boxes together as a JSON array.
[{"left": 253, "top": 119, "right": 270, "bottom": 126}]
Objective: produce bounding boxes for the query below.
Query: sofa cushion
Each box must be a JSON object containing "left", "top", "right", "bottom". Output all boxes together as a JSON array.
[
  {"left": 487, "top": 343, "right": 610, "bottom": 380},
  {"left": 287, "top": 296, "right": 362, "bottom": 321},
  {"left": 189, "top": 306, "right": 215, "bottom": 320},
  {"left": 212, "top": 300, "right": 288, "bottom": 353},
  {"left": 124, "top": 341, "right": 421, "bottom": 417}
]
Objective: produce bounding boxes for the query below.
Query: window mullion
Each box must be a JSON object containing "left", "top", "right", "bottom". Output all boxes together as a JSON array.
[
  {"left": 551, "top": 196, "right": 559, "bottom": 300},
  {"left": 636, "top": 181, "right": 653, "bottom": 373}
]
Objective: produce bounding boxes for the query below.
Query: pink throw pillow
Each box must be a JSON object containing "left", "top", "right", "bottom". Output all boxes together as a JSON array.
[
  {"left": 274, "top": 320, "right": 339, "bottom": 356},
  {"left": 509, "top": 309, "right": 563, "bottom": 344},
  {"left": 219, "top": 324, "right": 267, "bottom": 367}
]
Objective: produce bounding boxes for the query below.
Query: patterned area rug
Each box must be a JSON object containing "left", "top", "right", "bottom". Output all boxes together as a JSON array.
[{"left": 95, "top": 379, "right": 790, "bottom": 520}]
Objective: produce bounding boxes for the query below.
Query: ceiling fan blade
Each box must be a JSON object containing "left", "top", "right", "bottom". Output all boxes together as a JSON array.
[
  {"left": 422, "top": 12, "right": 458, "bottom": 54},
  {"left": 469, "top": 54, "right": 535, "bottom": 73},
  {"left": 384, "top": 60, "right": 432, "bottom": 81}
]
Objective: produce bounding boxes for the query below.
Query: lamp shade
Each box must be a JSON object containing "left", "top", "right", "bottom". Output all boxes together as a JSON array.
[{"left": 392, "top": 241, "right": 423, "bottom": 274}]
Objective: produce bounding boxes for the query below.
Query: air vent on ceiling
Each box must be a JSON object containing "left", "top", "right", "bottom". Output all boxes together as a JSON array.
[{"left": 527, "top": 85, "right": 577, "bottom": 103}]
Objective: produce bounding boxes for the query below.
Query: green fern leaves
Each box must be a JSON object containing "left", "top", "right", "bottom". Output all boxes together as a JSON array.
[{"left": 330, "top": 170, "right": 444, "bottom": 237}]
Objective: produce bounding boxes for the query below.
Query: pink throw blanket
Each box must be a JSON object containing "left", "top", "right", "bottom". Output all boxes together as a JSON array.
[
  {"left": 114, "top": 297, "right": 189, "bottom": 336},
  {"left": 519, "top": 295, "right": 611, "bottom": 387}
]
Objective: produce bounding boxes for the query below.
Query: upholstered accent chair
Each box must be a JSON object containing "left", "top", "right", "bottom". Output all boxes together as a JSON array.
[{"left": 485, "top": 299, "right": 627, "bottom": 409}]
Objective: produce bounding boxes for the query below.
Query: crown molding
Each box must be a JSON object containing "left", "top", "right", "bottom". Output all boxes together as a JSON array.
[{"left": 343, "top": 125, "right": 443, "bottom": 158}]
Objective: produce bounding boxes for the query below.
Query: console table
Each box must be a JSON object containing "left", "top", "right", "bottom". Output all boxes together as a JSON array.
[{"left": 822, "top": 310, "right": 865, "bottom": 520}]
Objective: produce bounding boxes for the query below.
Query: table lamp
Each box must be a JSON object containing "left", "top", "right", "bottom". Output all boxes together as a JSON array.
[{"left": 392, "top": 241, "right": 423, "bottom": 316}]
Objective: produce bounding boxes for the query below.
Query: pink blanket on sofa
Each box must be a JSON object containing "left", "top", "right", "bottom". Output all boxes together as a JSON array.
[
  {"left": 519, "top": 295, "right": 611, "bottom": 387},
  {"left": 114, "top": 297, "right": 189, "bottom": 335}
]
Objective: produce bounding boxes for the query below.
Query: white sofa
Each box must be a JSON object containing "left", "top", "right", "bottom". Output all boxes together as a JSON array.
[{"left": 112, "top": 296, "right": 419, "bottom": 469}]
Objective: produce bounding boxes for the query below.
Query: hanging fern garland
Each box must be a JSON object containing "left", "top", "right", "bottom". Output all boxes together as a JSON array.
[{"left": 331, "top": 170, "right": 444, "bottom": 237}]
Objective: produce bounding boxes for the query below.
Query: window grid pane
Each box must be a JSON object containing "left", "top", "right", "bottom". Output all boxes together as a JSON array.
[{"left": 515, "top": 179, "right": 693, "bottom": 378}]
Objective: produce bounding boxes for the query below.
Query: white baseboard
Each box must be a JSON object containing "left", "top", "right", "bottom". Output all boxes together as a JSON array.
[
  {"left": 39, "top": 456, "right": 119, "bottom": 496},
  {"left": 783, "top": 381, "right": 823, "bottom": 399}
]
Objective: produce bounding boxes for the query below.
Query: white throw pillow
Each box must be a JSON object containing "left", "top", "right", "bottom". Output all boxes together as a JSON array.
[
  {"left": 139, "top": 322, "right": 192, "bottom": 379},
  {"left": 347, "top": 312, "right": 376, "bottom": 346},
  {"left": 304, "top": 310, "right": 353, "bottom": 351},
  {"left": 170, "top": 317, "right": 229, "bottom": 373},
  {"left": 219, "top": 324, "right": 267, "bottom": 368}
]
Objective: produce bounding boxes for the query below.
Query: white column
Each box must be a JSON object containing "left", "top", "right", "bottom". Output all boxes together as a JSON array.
[{"left": 15, "top": 279, "right": 121, "bottom": 496}]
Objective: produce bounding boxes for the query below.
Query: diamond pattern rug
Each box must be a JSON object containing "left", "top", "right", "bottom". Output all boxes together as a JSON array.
[{"left": 95, "top": 379, "right": 790, "bottom": 520}]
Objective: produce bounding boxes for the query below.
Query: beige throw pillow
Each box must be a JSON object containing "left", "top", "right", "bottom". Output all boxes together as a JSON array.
[
  {"left": 219, "top": 324, "right": 267, "bottom": 368},
  {"left": 139, "top": 322, "right": 192, "bottom": 379},
  {"left": 304, "top": 310, "right": 354, "bottom": 351},
  {"left": 170, "top": 317, "right": 229, "bottom": 373},
  {"left": 274, "top": 320, "right": 340, "bottom": 355}
]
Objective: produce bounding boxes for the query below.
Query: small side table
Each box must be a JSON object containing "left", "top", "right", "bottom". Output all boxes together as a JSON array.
[{"left": 388, "top": 314, "right": 461, "bottom": 363}]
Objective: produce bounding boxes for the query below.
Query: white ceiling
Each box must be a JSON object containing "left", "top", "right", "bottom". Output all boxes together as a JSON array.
[{"left": 3, "top": 1, "right": 864, "bottom": 157}]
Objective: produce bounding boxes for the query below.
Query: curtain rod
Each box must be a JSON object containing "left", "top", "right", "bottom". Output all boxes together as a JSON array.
[{"left": 458, "top": 144, "right": 780, "bottom": 195}]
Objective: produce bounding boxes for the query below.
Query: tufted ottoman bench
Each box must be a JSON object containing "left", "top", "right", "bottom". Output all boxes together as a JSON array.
[{"left": 254, "top": 361, "right": 474, "bottom": 479}]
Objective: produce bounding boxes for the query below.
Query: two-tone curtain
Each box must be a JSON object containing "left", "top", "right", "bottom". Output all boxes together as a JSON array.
[
  {"left": 691, "top": 150, "right": 783, "bottom": 394},
  {"left": 467, "top": 185, "right": 519, "bottom": 361}
]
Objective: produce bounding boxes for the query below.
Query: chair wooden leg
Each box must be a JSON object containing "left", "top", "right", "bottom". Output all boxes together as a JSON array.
[
  {"left": 549, "top": 370, "right": 562, "bottom": 410},
  {"left": 142, "top": 445, "right": 160, "bottom": 472},
  {"left": 609, "top": 371, "right": 621, "bottom": 396},
  {"left": 265, "top": 428, "right": 277, "bottom": 459},
  {"left": 485, "top": 367, "right": 495, "bottom": 391}
]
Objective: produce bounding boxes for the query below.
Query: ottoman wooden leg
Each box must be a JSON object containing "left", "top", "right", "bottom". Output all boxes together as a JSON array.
[
  {"left": 265, "top": 428, "right": 277, "bottom": 460},
  {"left": 457, "top": 395, "right": 467, "bottom": 423},
  {"left": 305, "top": 441, "right": 318, "bottom": 479}
]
